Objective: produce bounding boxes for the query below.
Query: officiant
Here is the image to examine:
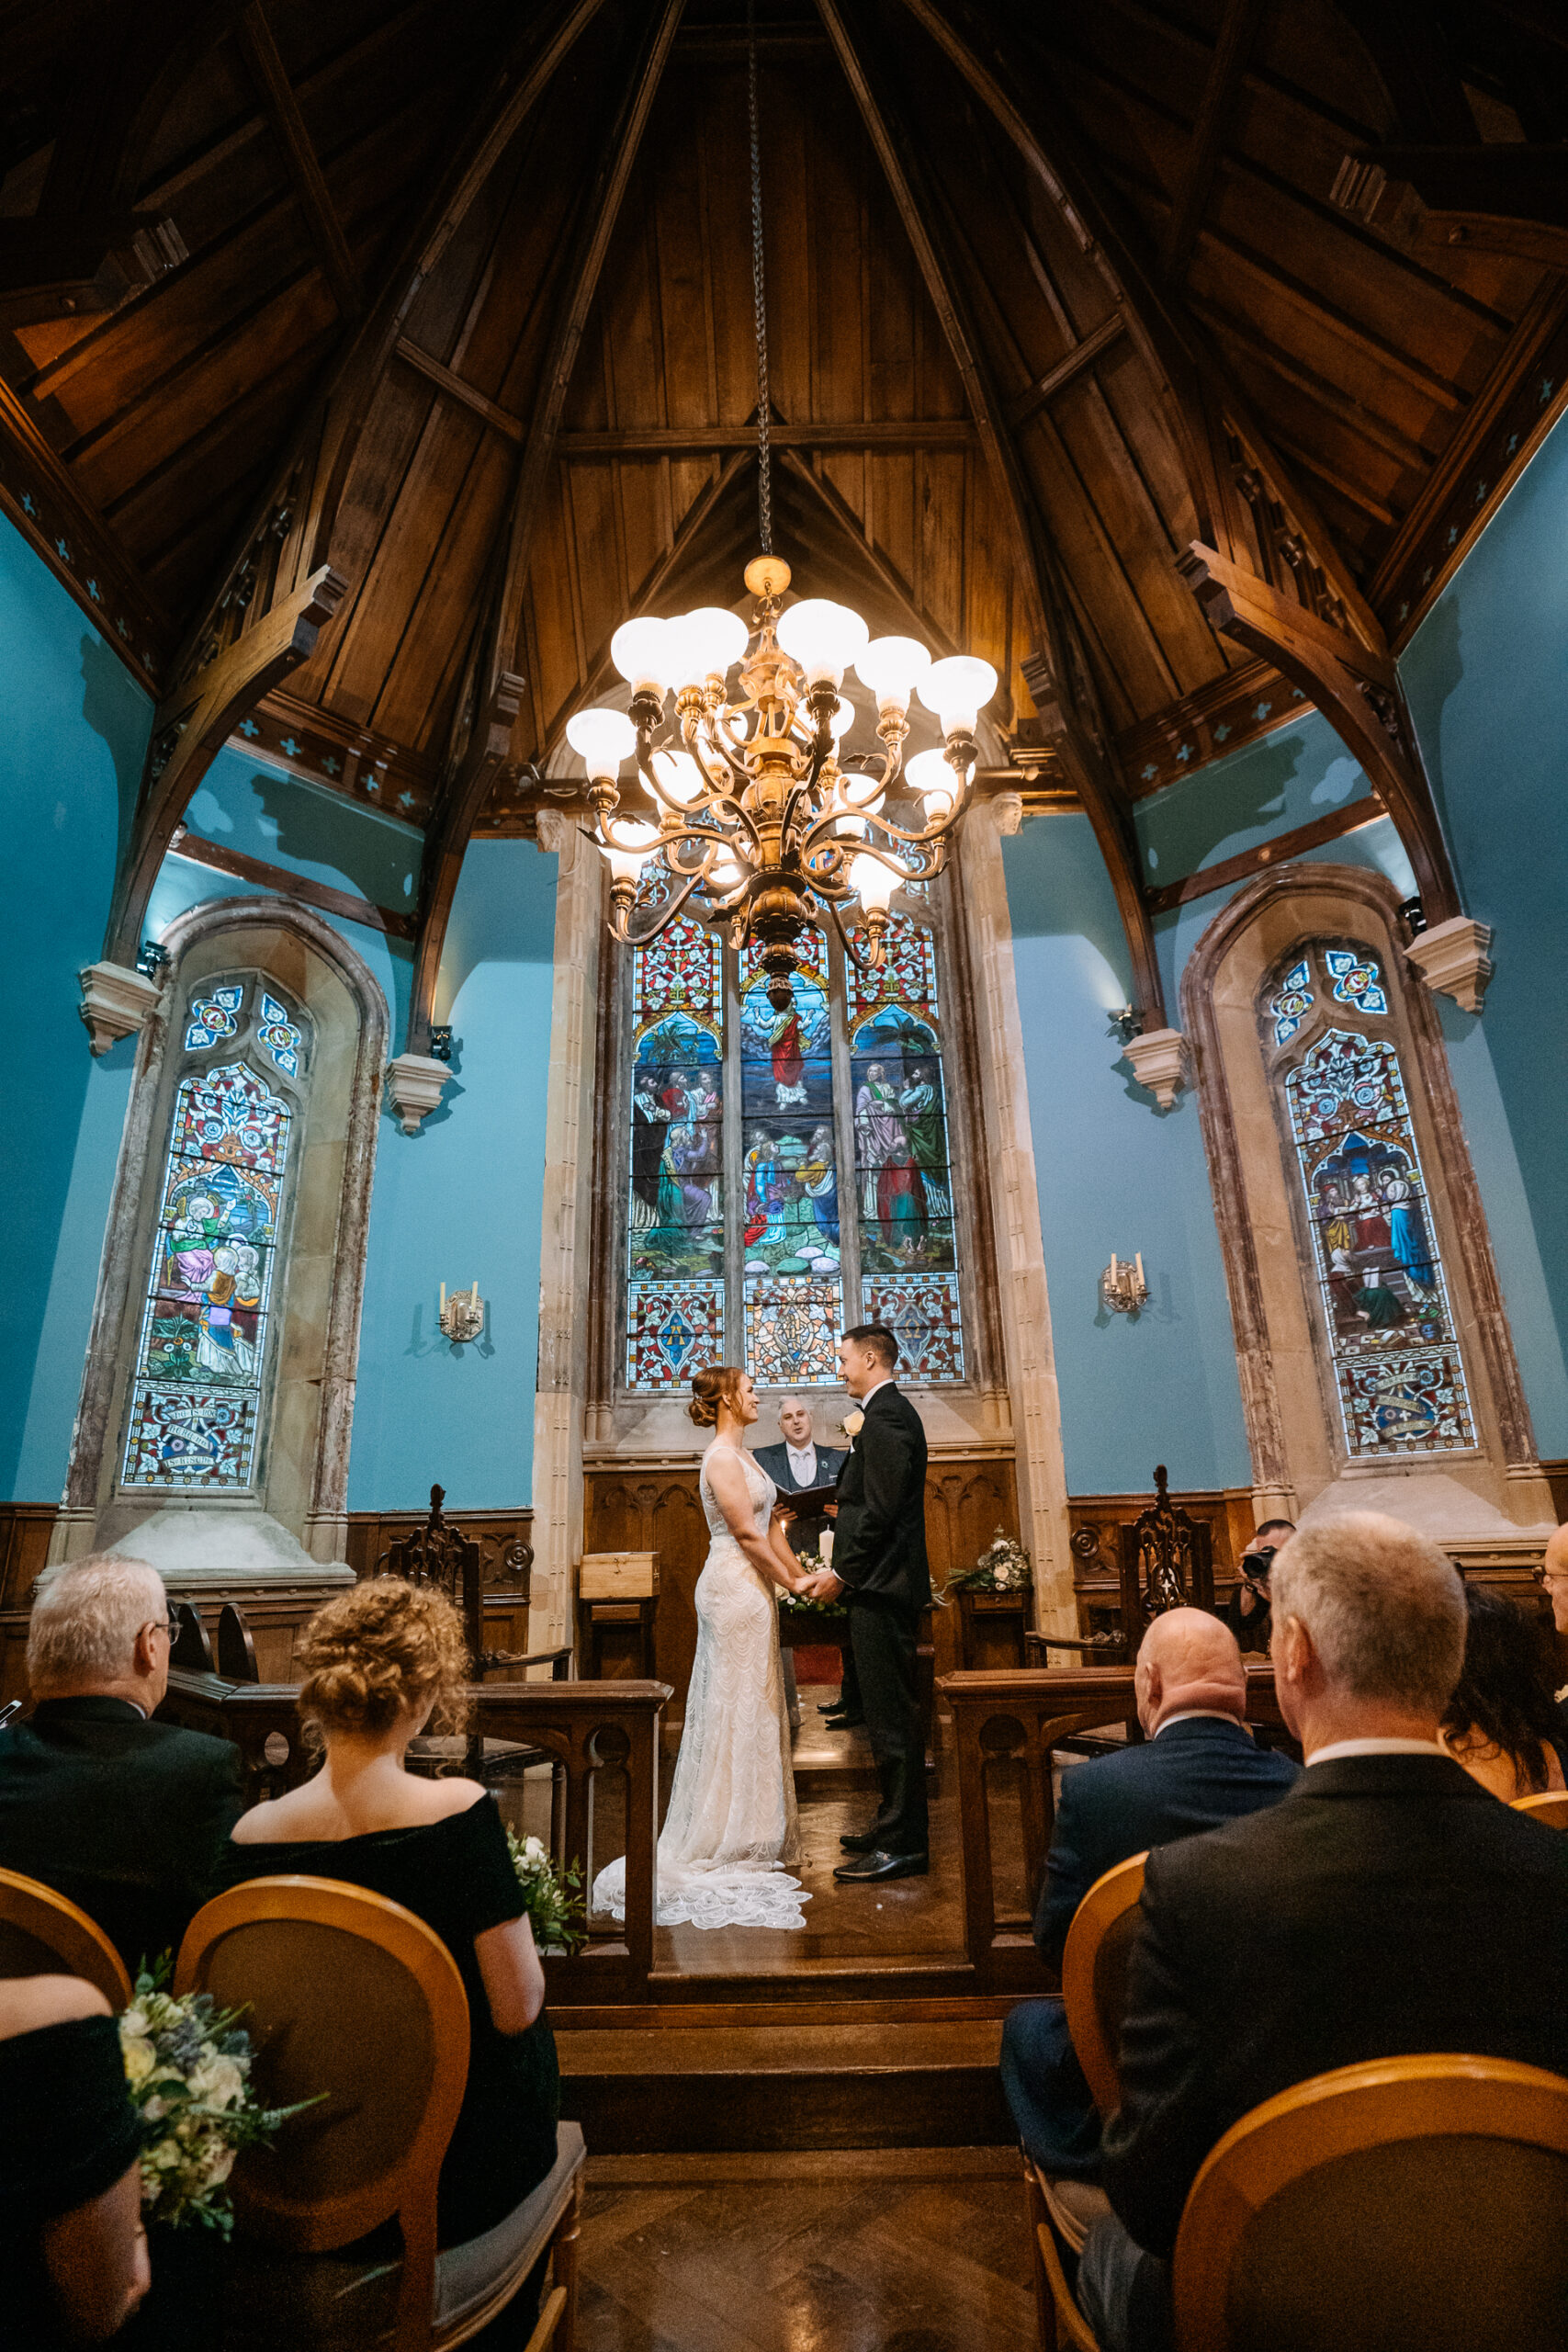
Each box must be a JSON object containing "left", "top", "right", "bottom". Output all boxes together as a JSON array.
[{"left": 756, "top": 1397, "right": 859, "bottom": 1727}]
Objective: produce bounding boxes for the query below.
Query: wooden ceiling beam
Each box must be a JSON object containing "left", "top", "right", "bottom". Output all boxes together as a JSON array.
[
  {"left": 394, "top": 335, "right": 525, "bottom": 441},
  {"left": 1338, "top": 144, "right": 1568, "bottom": 273},
  {"left": 1158, "top": 0, "right": 1269, "bottom": 282},
  {"left": 816, "top": 0, "right": 1168, "bottom": 1030},
  {"left": 556, "top": 420, "right": 976, "bottom": 453},
  {"left": 237, "top": 1, "right": 362, "bottom": 319},
  {"left": 1007, "top": 315, "right": 1128, "bottom": 427},
  {"left": 403, "top": 0, "right": 688, "bottom": 1057}
]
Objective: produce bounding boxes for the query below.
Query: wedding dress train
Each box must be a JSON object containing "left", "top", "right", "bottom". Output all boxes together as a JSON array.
[{"left": 591, "top": 1440, "right": 809, "bottom": 1931}]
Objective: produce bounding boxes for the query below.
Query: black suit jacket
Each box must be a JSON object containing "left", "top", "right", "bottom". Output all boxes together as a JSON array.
[
  {"left": 1101, "top": 1753, "right": 1568, "bottom": 2258},
  {"left": 0, "top": 1696, "right": 243, "bottom": 1974},
  {"left": 830, "top": 1383, "right": 930, "bottom": 1612},
  {"left": 753, "top": 1440, "right": 848, "bottom": 1557}
]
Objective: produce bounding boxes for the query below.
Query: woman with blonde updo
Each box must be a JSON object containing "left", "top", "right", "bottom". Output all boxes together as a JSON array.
[
  {"left": 592, "top": 1365, "right": 815, "bottom": 1932},
  {"left": 219, "top": 1578, "right": 559, "bottom": 2258}
]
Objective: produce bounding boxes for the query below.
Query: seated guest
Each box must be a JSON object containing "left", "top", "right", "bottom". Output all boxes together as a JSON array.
[
  {"left": 0, "top": 1555, "right": 242, "bottom": 1971},
  {"left": 1440, "top": 1582, "right": 1566, "bottom": 1800},
  {"left": 1000, "top": 1611, "right": 1296, "bottom": 2183},
  {"left": 1536, "top": 1521, "right": 1568, "bottom": 1743},
  {"left": 0, "top": 1973, "right": 150, "bottom": 2348},
  {"left": 1216, "top": 1520, "right": 1294, "bottom": 1656},
  {"left": 220, "top": 1577, "right": 559, "bottom": 2254},
  {"left": 1083, "top": 1511, "right": 1568, "bottom": 2352}
]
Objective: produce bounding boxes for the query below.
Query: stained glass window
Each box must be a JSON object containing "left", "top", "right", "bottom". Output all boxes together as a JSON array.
[
  {"left": 1269, "top": 942, "right": 1474, "bottom": 1461},
  {"left": 622, "top": 902, "right": 967, "bottom": 1391},
  {"left": 121, "top": 981, "right": 310, "bottom": 1492},
  {"left": 1269, "top": 960, "right": 1313, "bottom": 1046}
]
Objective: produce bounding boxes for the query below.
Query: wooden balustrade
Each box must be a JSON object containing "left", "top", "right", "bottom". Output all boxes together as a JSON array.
[
  {"left": 937, "top": 1665, "right": 1288, "bottom": 1994},
  {"left": 158, "top": 1668, "right": 671, "bottom": 2003}
]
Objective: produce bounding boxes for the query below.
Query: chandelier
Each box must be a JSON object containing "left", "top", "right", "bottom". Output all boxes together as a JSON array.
[{"left": 564, "top": 572, "right": 997, "bottom": 994}]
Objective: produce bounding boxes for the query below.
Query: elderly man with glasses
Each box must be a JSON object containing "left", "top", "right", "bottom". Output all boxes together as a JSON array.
[
  {"left": 0, "top": 1554, "right": 242, "bottom": 1972},
  {"left": 1536, "top": 1522, "right": 1568, "bottom": 1744}
]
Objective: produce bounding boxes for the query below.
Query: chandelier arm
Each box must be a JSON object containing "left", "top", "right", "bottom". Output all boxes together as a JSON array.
[
  {"left": 824, "top": 894, "right": 881, "bottom": 974},
  {"left": 633, "top": 735, "right": 728, "bottom": 822},
  {"left": 611, "top": 865, "right": 710, "bottom": 946}
]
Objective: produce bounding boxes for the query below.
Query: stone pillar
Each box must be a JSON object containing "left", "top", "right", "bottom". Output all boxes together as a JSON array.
[
  {"left": 959, "top": 799, "right": 1077, "bottom": 1637},
  {"left": 529, "top": 815, "right": 604, "bottom": 1663}
]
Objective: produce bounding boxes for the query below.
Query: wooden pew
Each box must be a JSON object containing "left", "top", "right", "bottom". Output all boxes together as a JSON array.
[{"left": 937, "top": 1664, "right": 1289, "bottom": 1994}]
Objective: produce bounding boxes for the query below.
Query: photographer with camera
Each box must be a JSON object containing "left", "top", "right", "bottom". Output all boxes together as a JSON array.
[{"left": 1219, "top": 1520, "right": 1295, "bottom": 1656}]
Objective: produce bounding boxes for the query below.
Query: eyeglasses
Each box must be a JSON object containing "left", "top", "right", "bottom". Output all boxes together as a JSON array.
[
  {"left": 1532, "top": 1565, "right": 1568, "bottom": 1587},
  {"left": 141, "top": 1615, "right": 180, "bottom": 1640}
]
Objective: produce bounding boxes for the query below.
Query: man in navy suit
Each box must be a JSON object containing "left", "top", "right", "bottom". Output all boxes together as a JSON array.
[
  {"left": 1000, "top": 1609, "right": 1297, "bottom": 2180},
  {"left": 754, "top": 1396, "right": 856, "bottom": 1722}
]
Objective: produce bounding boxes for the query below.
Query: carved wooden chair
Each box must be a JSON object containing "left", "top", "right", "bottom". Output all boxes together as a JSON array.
[
  {"left": 1172, "top": 2055, "right": 1568, "bottom": 2351},
  {"left": 1513, "top": 1789, "right": 1568, "bottom": 1828},
  {"left": 1118, "top": 1469, "right": 1213, "bottom": 1655},
  {"left": 0, "top": 1865, "right": 131, "bottom": 2007},
  {"left": 176, "top": 1876, "right": 582, "bottom": 2352},
  {"left": 1029, "top": 1853, "right": 1148, "bottom": 2349},
  {"left": 170, "top": 1597, "right": 216, "bottom": 1673},
  {"left": 217, "top": 1600, "right": 261, "bottom": 1683}
]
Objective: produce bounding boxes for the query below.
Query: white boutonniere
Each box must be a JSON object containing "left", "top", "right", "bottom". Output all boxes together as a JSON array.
[{"left": 842, "top": 1409, "right": 864, "bottom": 1439}]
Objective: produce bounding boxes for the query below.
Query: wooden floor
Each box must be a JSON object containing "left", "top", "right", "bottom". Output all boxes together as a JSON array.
[{"left": 576, "top": 2149, "right": 1036, "bottom": 2352}]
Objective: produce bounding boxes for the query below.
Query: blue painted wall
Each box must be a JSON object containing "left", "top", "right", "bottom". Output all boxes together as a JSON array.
[
  {"left": 347, "top": 839, "right": 558, "bottom": 1510},
  {"left": 1, "top": 516, "right": 152, "bottom": 1499},
  {"left": 184, "top": 747, "right": 422, "bottom": 921},
  {"left": 1003, "top": 813, "right": 1252, "bottom": 1494}
]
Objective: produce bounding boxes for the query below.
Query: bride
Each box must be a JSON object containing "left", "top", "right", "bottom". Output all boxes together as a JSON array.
[{"left": 592, "top": 1364, "right": 813, "bottom": 1931}]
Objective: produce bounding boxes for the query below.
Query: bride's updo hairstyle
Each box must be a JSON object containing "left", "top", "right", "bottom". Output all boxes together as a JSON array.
[
  {"left": 295, "top": 1576, "right": 470, "bottom": 1746},
  {"left": 689, "top": 1364, "right": 747, "bottom": 1428}
]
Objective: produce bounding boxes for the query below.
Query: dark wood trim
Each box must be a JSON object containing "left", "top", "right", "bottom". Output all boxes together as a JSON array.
[
  {"left": 166, "top": 826, "right": 417, "bottom": 939},
  {"left": 238, "top": 2, "right": 362, "bottom": 318},
  {"left": 1158, "top": 0, "right": 1268, "bottom": 280},
  {"left": 1118, "top": 659, "right": 1311, "bottom": 800},
  {"left": 394, "top": 336, "right": 525, "bottom": 442},
  {"left": 1143, "top": 799, "right": 1384, "bottom": 916},
  {"left": 1007, "top": 315, "right": 1126, "bottom": 427},
  {"left": 554, "top": 420, "right": 977, "bottom": 455},
  {"left": 0, "top": 1504, "right": 57, "bottom": 1613}
]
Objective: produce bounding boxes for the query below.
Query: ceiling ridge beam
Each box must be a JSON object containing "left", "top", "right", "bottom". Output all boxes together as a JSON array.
[
  {"left": 403, "top": 0, "right": 690, "bottom": 1057},
  {"left": 815, "top": 0, "right": 1168, "bottom": 1028}
]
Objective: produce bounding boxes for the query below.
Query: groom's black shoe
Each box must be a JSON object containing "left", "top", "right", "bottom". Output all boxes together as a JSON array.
[
  {"left": 823, "top": 1710, "right": 865, "bottom": 1728},
  {"left": 839, "top": 1829, "right": 880, "bottom": 1852},
  {"left": 833, "top": 1849, "right": 930, "bottom": 1883}
]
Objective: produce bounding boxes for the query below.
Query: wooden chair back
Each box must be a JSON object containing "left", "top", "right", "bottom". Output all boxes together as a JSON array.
[
  {"left": 1172, "top": 2054, "right": 1568, "bottom": 2352},
  {"left": 170, "top": 1599, "right": 215, "bottom": 1673},
  {"left": 216, "top": 1601, "right": 260, "bottom": 1683},
  {"left": 0, "top": 1865, "right": 131, "bottom": 2007},
  {"left": 1061, "top": 1850, "right": 1148, "bottom": 2117},
  {"left": 1513, "top": 1789, "right": 1568, "bottom": 1828},
  {"left": 1117, "top": 1467, "right": 1213, "bottom": 1653},
  {"left": 175, "top": 1876, "right": 469, "bottom": 2351}
]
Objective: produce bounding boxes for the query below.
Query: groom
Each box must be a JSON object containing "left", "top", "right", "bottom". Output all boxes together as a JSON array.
[{"left": 802, "top": 1323, "right": 931, "bottom": 1882}]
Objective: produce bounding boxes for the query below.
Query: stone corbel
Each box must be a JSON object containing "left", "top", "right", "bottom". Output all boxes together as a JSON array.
[
  {"left": 78, "top": 959, "right": 162, "bottom": 1055},
  {"left": 1123, "top": 1025, "right": 1190, "bottom": 1111},
  {"left": 1404, "top": 916, "right": 1494, "bottom": 1016},
  {"left": 385, "top": 1051, "right": 450, "bottom": 1135}
]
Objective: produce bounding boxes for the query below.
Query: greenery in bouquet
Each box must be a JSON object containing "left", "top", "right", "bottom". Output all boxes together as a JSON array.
[
  {"left": 506, "top": 1828, "right": 588, "bottom": 1955},
  {"left": 946, "top": 1525, "right": 1033, "bottom": 1596},
  {"left": 118, "top": 1962, "right": 315, "bottom": 2235},
  {"left": 777, "top": 1552, "right": 848, "bottom": 1617}
]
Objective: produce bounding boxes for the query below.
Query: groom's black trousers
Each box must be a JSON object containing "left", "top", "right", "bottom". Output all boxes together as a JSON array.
[{"left": 849, "top": 1596, "right": 928, "bottom": 1855}]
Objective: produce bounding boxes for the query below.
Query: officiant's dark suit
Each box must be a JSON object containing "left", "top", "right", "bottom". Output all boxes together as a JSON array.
[
  {"left": 831, "top": 1379, "right": 930, "bottom": 1859},
  {"left": 0, "top": 1698, "right": 243, "bottom": 1972},
  {"left": 755, "top": 1431, "right": 855, "bottom": 1713}
]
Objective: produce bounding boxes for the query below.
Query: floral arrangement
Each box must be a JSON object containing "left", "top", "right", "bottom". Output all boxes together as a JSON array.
[
  {"left": 118, "top": 1964, "right": 310, "bottom": 2235},
  {"left": 507, "top": 1829, "right": 588, "bottom": 1955},
  {"left": 778, "top": 1551, "right": 847, "bottom": 1616},
  {"left": 946, "top": 1526, "right": 1033, "bottom": 1596}
]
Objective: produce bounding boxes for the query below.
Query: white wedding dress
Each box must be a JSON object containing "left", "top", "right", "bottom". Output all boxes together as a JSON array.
[{"left": 591, "top": 1441, "right": 809, "bottom": 1931}]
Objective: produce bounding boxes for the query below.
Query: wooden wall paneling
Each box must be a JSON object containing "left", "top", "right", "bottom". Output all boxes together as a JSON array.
[
  {"left": 1066, "top": 1487, "right": 1256, "bottom": 1629},
  {"left": 0, "top": 1505, "right": 58, "bottom": 1614},
  {"left": 344, "top": 1507, "right": 536, "bottom": 1662}
]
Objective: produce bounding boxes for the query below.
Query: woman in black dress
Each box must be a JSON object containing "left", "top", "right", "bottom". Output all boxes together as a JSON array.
[{"left": 219, "top": 1577, "right": 560, "bottom": 2250}]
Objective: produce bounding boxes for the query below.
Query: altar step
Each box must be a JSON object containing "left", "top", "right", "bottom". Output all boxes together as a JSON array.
[{"left": 557, "top": 2008, "right": 1013, "bottom": 2152}]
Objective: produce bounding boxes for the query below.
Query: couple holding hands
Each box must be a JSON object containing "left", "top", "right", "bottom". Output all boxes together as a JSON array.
[{"left": 592, "top": 1325, "right": 930, "bottom": 1933}]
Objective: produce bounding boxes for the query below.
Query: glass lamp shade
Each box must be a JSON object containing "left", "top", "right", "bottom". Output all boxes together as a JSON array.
[
  {"left": 917, "top": 653, "right": 998, "bottom": 735},
  {"left": 610, "top": 616, "right": 675, "bottom": 695},
  {"left": 840, "top": 763, "right": 886, "bottom": 813},
  {"left": 649, "top": 749, "right": 711, "bottom": 806},
  {"left": 854, "top": 634, "right": 932, "bottom": 712},
  {"left": 670, "top": 605, "right": 749, "bottom": 685},
  {"left": 905, "top": 746, "right": 964, "bottom": 819},
  {"left": 706, "top": 851, "right": 745, "bottom": 893},
  {"left": 776, "top": 597, "right": 871, "bottom": 687},
  {"left": 565, "top": 707, "right": 637, "bottom": 776},
  {"left": 597, "top": 820, "right": 660, "bottom": 884},
  {"left": 850, "top": 853, "right": 900, "bottom": 913}
]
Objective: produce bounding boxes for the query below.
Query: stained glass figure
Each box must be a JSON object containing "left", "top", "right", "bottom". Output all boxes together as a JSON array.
[
  {"left": 1269, "top": 961, "right": 1313, "bottom": 1047},
  {"left": 122, "top": 1058, "right": 293, "bottom": 1490},
  {"left": 852, "top": 1008, "right": 955, "bottom": 1276},
  {"left": 258, "top": 992, "right": 304, "bottom": 1079},
  {"left": 1325, "top": 947, "right": 1388, "bottom": 1017},
  {"left": 1282, "top": 1021, "right": 1473, "bottom": 1457},
  {"left": 744, "top": 1278, "right": 841, "bottom": 1387},
  {"left": 739, "top": 953, "right": 841, "bottom": 1383},
  {"left": 185, "top": 983, "right": 243, "bottom": 1051},
  {"left": 626, "top": 926, "right": 726, "bottom": 1390}
]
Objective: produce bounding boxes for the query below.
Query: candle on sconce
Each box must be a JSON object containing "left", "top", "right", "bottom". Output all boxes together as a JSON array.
[{"left": 1135, "top": 1252, "right": 1144, "bottom": 1289}]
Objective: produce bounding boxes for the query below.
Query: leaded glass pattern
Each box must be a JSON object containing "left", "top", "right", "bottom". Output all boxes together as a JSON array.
[
  {"left": 1325, "top": 948, "right": 1388, "bottom": 1016},
  {"left": 862, "top": 1274, "right": 964, "bottom": 1383},
  {"left": 258, "top": 992, "right": 303, "bottom": 1078},
  {"left": 1280, "top": 1000, "right": 1474, "bottom": 1458},
  {"left": 1269, "top": 960, "right": 1313, "bottom": 1046},
  {"left": 739, "top": 943, "right": 841, "bottom": 1385},
  {"left": 846, "top": 912, "right": 938, "bottom": 1024},
  {"left": 186, "top": 983, "right": 243, "bottom": 1051},
  {"left": 122, "top": 1059, "right": 293, "bottom": 1490},
  {"left": 626, "top": 1280, "right": 725, "bottom": 1389},
  {"left": 743, "top": 1278, "right": 841, "bottom": 1386}
]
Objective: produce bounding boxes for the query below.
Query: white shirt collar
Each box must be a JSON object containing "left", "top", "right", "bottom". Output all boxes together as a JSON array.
[
  {"left": 1306, "top": 1736, "right": 1448, "bottom": 1767},
  {"left": 785, "top": 1441, "right": 818, "bottom": 1478},
  {"left": 857, "top": 1376, "right": 896, "bottom": 1411},
  {"left": 1153, "top": 1710, "right": 1246, "bottom": 1736}
]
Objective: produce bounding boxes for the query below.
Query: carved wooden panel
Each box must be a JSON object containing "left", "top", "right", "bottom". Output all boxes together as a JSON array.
[
  {"left": 1067, "top": 1486, "right": 1255, "bottom": 1631},
  {"left": 345, "top": 1507, "right": 535, "bottom": 1659}
]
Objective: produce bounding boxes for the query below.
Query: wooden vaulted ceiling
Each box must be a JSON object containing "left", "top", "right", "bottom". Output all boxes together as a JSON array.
[{"left": 3, "top": 0, "right": 1566, "bottom": 1001}]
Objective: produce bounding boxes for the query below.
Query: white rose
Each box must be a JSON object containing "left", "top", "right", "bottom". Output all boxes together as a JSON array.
[
  {"left": 190, "top": 2053, "right": 245, "bottom": 2109},
  {"left": 201, "top": 2144, "right": 237, "bottom": 2190},
  {"left": 843, "top": 1410, "right": 864, "bottom": 1437},
  {"left": 122, "top": 2035, "right": 157, "bottom": 2087},
  {"left": 121, "top": 2007, "right": 149, "bottom": 2040}
]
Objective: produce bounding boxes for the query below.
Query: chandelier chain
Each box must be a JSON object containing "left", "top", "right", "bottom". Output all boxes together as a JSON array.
[{"left": 746, "top": 0, "right": 773, "bottom": 555}]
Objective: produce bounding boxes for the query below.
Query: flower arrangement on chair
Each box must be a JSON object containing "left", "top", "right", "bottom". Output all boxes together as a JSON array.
[
  {"left": 945, "top": 1527, "right": 1033, "bottom": 1597},
  {"left": 506, "top": 1829, "right": 588, "bottom": 1954}
]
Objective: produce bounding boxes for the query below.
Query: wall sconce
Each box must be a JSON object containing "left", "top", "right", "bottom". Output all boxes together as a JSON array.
[
  {"left": 136, "top": 939, "right": 169, "bottom": 980},
  {"left": 1110, "top": 1004, "right": 1143, "bottom": 1046},
  {"left": 439, "top": 1281, "right": 485, "bottom": 1343},
  {"left": 1102, "top": 1251, "right": 1149, "bottom": 1316},
  {"left": 430, "top": 1025, "right": 454, "bottom": 1064}
]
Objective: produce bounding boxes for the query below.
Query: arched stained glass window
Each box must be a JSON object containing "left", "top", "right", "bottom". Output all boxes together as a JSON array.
[
  {"left": 622, "top": 903, "right": 967, "bottom": 1391},
  {"left": 1265, "top": 941, "right": 1474, "bottom": 1459},
  {"left": 120, "top": 978, "right": 310, "bottom": 1491}
]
